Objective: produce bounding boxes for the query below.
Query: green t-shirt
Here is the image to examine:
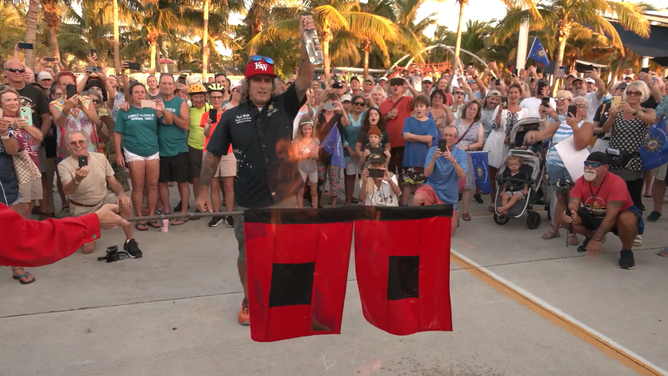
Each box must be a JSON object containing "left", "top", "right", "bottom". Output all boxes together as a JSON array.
[
  {"left": 188, "top": 103, "right": 211, "bottom": 150},
  {"left": 114, "top": 106, "right": 159, "bottom": 157},
  {"left": 158, "top": 96, "right": 188, "bottom": 157}
]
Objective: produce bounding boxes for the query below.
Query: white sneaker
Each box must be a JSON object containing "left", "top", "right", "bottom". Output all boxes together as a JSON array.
[{"left": 633, "top": 235, "right": 642, "bottom": 247}]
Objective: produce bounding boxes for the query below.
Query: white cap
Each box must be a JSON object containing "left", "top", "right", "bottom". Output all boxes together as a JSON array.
[
  {"left": 37, "top": 71, "right": 53, "bottom": 81},
  {"left": 584, "top": 78, "right": 595, "bottom": 84},
  {"left": 422, "top": 76, "right": 433, "bottom": 83},
  {"left": 378, "top": 77, "right": 388, "bottom": 81},
  {"left": 341, "top": 94, "right": 352, "bottom": 102}
]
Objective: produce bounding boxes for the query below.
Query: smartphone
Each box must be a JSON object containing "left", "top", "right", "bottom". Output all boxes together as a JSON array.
[
  {"left": 86, "top": 66, "right": 101, "bottom": 74},
  {"left": 389, "top": 77, "right": 404, "bottom": 86},
  {"left": 568, "top": 104, "right": 578, "bottom": 118},
  {"left": 209, "top": 108, "right": 217, "bottom": 123},
  {"left": 611, "top": 96, "right": 621, "bottom": 108},
  {"left": 541, "top": 97, "right": 551, "bottom": 108},
  {"left": 19, "top": 107, "right": 33, "bottom": 126},
  {"left": 536, "top": 80, "right": 548, "bottom": 96},
  {"left": 141, "top": 100, "right": 155, "bottom": 108},
  {"left": 323, "top": 102, "right": 336, "bottom": 111},
  {"left": 438, "top": 139, "right": 447, "bottom": 151},
  {"left": 127, "top": 62, "right": 141, "bottom": 71},
  {"left": 640, "top": 67, "right": 650, "bottom": 74},
  {"left": 495, "top": 78, "right": 501, "bottom": 86},
  {"left": 44, "top": 57, "right": 56, "bottom": 62},
  {"left": 368, "top": 168, "right": 384, "bottom": 178},
  {"left": 512, "top": 68, "right": 518, "bottom": 76},
  {"left": 18, "top": 42, "right": 33, "bottom": 50},
  {"left": 501, "top": 97, "right": 508, "bottom": 108},
  {"left": 78, "top": 155, "right": 88, "bottom": 168},
  {"left": 558, "top": 66, "right": 565, "bottom": 78},
  {"left": 66, "top": 84, "right": 77, "bottom": 99},
  {"left": 89, "top": 49, "right": 97, "bottom": 59},
  {"left": 178, "top": 76, "right": 187, "bottom": 86}
]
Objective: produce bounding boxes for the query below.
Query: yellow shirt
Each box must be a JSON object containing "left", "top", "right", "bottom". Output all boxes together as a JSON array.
[{"left": 188, "top": 103, "right": 211, "bottom": 150}]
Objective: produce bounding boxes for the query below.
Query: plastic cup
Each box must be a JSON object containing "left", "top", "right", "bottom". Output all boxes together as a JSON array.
[{"left": 160, "top": 219, "right": 169, "bottom": 233}]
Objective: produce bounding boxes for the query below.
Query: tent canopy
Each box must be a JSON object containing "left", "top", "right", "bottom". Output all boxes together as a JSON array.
[{"left": 611, "top": 22, "right": 668, "bottom": 60}]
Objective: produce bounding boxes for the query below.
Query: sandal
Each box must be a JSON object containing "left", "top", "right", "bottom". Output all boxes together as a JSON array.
[
  {"left": 568, "top": 233, "right": 579, "bottom": 246},
  {"left": 170, "top": 218, "right": 188, "bottom": 226},
  {"left": 542, "top": 229, "right": 561, "bottom": 240},
  {"left": 135, "top": 223, "right": 149, "bottom": 231},
  {"left": 462, "top": 213, "right": 471, "bottom": 221},
  {"left": 658, "top": 249, "right": 668, "bottom": 257},
  {"left": 488, "top": 204, "right": 495, "bottom": 213},
  {"left": 147, "top": 220, "right": 161, "bottom": 229},
  {"left": 12, "top": 267, "right": 36, "bottom": 285}
]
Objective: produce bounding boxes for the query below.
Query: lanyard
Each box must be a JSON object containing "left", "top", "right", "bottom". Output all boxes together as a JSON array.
[{"left": 589, "top": 175, "right": 606, "bottom": 201}]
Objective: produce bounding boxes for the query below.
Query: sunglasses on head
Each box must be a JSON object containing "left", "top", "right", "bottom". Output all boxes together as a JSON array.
[
  {"left": 249, "top": 55, "right": 274, "bottom": 65},
  {"left": 7, "top": 67, "right": 25, "bottom": 73},
  {"left": 584, "top": 161, "right": 602, "bottom": 168}
]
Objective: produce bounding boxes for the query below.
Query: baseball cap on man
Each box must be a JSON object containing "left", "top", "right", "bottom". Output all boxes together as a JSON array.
[
  {"left": 584, "top": 78, "right": 595, "bottom": 84},
  {"left": 486, "top": 89, "right": 502, "bottom": 97},
  {"left": 244, "top": 55, "right": 277, "bottom": 79},
  {"left": 37, "top": 71, "right": 53, "bottom": 81},
  {"left": 586, "top": 151, "right": 608, "bottom": 166},
  {"left": 341, "top": 94, "right": 352, "bottom": 102}
]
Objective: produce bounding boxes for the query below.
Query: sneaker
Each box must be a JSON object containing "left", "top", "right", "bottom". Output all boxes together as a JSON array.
[
  {"left": 238, "top": 298, "right": 250, "bottom": 325},
  {"left": 473, "top": 194, "right": 484, "bottom": 204},
  {"left": 208, "top": 216, "right": 224, "bottom": 227},
  {"left": 577, "top": 238, "right": 590, "bottom": 254},
  {"left": 618, "top": 249, "right": 635, "bottom": 270},
  {"left": 124, "top": 239, "right": 143, "bottom": 259},
  {"left": 647, "top": 211, "right": 662, "bottom": 222},
  {"left": 173, "top": 201, "right": 190, "bottom": 212},
  {"left": 633, "top": 235, "right": 642, "bottom": 247},
  {"left": 225, "top": 215, "right": 235, "bottom": 228},
  {"left": 191, "top": 209, "right": 202, "bottom": 220}
]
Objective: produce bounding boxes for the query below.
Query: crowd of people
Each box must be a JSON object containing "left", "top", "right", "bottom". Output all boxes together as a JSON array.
[{"left": 2, "top": 17, "right": 668, "bottom": 325}]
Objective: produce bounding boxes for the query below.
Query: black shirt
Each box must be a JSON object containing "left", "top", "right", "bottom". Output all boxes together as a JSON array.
[
  {"left": 593, "top": 103, "right": 611, "bottom": 139},
  {"left": 17, "top": 84, "right": 50, "bottom": 131},
  {"left": 207, "top": 83, "right": 305, "bottom": 208}
]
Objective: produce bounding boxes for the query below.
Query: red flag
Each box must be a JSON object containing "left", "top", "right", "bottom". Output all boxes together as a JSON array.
[
  {"left": 354, "top": 205, "right": 453, "bottom": 335},
  {"left": 244, "top": 208, "right": 358, "bottom": 342}
]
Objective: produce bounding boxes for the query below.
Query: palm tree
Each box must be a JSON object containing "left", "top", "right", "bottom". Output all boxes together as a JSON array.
[
  {"left": 24, "top": 0, "right": 41, "bottom": 69},
  {"left": 453, "top": 0, "right": 539, "bottom": 71},
  {"left": 202, "top": 0, "right": 245, "bottom": 79},
  {"left": 42, "top": 0, "right": 65, "bottom": 62},
  {"left": 0, "top": 2, "right": 26, "bottom": 62},
  {"left": 495, "top": 0, "right": 650, "bottom": 89},
  {"left": 247, "top": 0, "right": 398, "bottom": 82},
  {"left": 392, "top": 0, "right": 439, "bottom": 66}
]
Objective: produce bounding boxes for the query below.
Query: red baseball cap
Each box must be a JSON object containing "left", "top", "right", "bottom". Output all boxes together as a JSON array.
[{"left": 244, "top": 56, "right": 277, "bottom": 79}]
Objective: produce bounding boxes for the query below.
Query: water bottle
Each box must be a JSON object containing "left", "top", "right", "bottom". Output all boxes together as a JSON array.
[{"left": 303, "top": 28, "right": 324, "bottom": 65}]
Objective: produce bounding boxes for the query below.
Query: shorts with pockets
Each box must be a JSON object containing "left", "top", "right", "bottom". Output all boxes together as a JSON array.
[
  {"left": 18, "top": 178, "right": 43, "bottom": 203},
  {"left": 159, "top": 152, "right": 190, "bottom": 183},
  {"left": 189, "top": 146, "right": 203, "bottom": 182},
  {"left": 72, "top": 192, "right": 118, "bottom": 217}
]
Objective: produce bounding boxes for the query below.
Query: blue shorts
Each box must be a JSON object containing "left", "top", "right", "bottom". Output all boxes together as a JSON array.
[
  {"left": 577, "top": 205, "right": 644, "bottom": 236},
  {"left": 546, "top": 163, "right": 571, "bottom": 191}
]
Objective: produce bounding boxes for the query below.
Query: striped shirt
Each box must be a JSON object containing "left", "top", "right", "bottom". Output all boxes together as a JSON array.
[{"left": 546, "top": 120, "right": 585, "bottom": 168}]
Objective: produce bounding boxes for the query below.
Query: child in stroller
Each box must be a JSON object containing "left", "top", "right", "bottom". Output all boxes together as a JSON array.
[{"left": 498, "top": 155, "right": 529, "bottom": 215}]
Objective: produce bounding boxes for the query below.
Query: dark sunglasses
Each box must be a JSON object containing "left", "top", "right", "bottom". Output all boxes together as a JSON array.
[
  {"left": 626, "top": 90, "right": 641, "bottom": 96},
  {"left": 363, "top": 80, "right": 373, "bottom": 85},
  {"left": 91, "top": 99, "right": 101, "bottom": 104},
  {"left": 353, "top": 101, "right": 365, "bottom": 106},
  {"left": 454, "top": 91, "right": 465, "bottom": 95},
  {"left": 249, "top": 55, "right": 274, "bottom": 65},
  {"left": 7, "top": 68, "right": 25, "bottom": 73},
  {"left": 584, "top": 161, "right": 603, "bottom": 168},
  {"left": 422, "top": 81, "right": 432, "bottom": 85}
]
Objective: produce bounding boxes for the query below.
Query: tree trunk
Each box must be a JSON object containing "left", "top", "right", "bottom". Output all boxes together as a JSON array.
[
  {"left": 551, "top": 23, "right": 569, "bottom": 96},
  {"left": 113, "top": 0, "right": 120, "bottom": 74},
  {"left": 363, "top": 49, "right": 369, "bottom": 79},
  {"left": 151, "top": 42, "right": 157, "bottom": 71},
  {"left": 24, "top": 0, "right": 40, "bottom": 69},
  {"left": 323, "top": 38, "right": 330, "bottom": 82},
  {"left": 202, "top": 0, "right": 210, "bottom": 80},
  {"left": 453, "top": 1, "right": 466, "bottom": 72},
  {"left": 49, "top": 27, "right": 61, "bottom": 62}
]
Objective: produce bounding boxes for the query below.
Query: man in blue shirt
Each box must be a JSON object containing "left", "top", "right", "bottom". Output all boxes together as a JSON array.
[{"left": 411, "top": 125, "right": 467, "bottom": 235}]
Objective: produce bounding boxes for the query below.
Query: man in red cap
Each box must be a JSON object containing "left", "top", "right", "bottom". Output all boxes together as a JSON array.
[{"left": 197, "top": 15, "right": 316, "bottom": 326}]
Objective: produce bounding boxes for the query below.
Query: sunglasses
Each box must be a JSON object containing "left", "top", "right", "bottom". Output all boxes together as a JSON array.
[
  {"left": 555, "top": 97, "right": 570, "bottom": 102},
  {"left": 467, "top": 80, "right": 475, "bottom": 84},
  {"left": 454, "top": 91, "right": 465, "bottom": 95},
  {"left": 91, "top": 99, "right": 101, "bottom": 104},
  {"left": 422, "top": 81, "right": 432, "bottom": 85},
  {"left": 626, "top": 91, "right": 641, "bottom": 96},
  {"left": 353, "top": 102, "right": 365, "bottom": 106},
  {"left": 7, "top": 68, "right": 25, "bottom": 73},
  {"left": 249, "top": 55, "right": 274, "bottom": 65},
  {"left": 363, "top": 80, "right": 373, "bottom": 85},
  {"left": 68, "top": 140, "right": 87, "bottom": 146},
  {"left": 584, "top": 161, "right": 603, "bottom": 168}
]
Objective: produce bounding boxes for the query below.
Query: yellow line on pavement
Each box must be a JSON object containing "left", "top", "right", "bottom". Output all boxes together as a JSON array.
[{"left": 450, "top": 250, "right": 668, "bottom": 376}]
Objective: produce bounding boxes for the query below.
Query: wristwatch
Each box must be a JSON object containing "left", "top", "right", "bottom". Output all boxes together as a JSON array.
[{"left": 633, "top": 109, "right": 638, "bottom": 116}]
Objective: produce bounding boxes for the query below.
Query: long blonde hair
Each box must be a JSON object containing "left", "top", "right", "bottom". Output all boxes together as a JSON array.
[
  {"left": 365, "top": 161, "right": 386, "bottom": 196},
  {"left": 296, "top": 113, "right": 313, "bottom": 141}
]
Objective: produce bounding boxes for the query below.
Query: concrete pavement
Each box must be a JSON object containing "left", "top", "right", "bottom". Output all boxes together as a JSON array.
[{"left": 1, "top": 191, "right": 667, "bottom": 376}]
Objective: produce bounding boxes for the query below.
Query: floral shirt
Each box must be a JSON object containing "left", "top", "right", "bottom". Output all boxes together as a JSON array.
[{"left": 51, "top": 97, "right": 100, "bottom": 159}]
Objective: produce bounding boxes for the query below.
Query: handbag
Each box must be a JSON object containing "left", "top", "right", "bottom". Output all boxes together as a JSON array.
[{"left": 12, "top": 149, "right": 42, "bottom": 185}]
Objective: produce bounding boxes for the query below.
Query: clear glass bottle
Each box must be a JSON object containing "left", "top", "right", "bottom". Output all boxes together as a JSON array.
[{"left": 303, "top": 28, "right": 324, "bottom": 65}]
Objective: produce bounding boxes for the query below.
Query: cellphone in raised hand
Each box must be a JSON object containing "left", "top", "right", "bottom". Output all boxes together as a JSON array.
[
  {"left": 44, "top": 57, "right": 56, "bottom": 62},
  {"left": 568, "top": 104, "right": 578, "bottom": 118},
  {"left": 19, "top": 107, "right": 32, "bottom": 126},
  {"left": 18, "top": 42, "right": 34, "bottom": 50},
  {"left": 178, "top": 76, "right": 187, "bottom": 86},
  {"left": 66, "top": 84, "right": 77, "bottom": 99},
  {"left": 209, "top": 108, "right": 218, "bottom": 123},
  {"left": 141, "top": 100, "right": 155, "bottom": 108},
  {"left": 501, "top": 97, "right": 508, "bottom": 108},
  {"left": 127, "top": 62, "right": 141, "bottom": 71},
  {"left": 541, "top": 97, "right": 550, "bottom": 108},
  {"left": 78, "top": 155, "right": 88, "bottom": 168},
  {"left": 368, "top": 168, "right": 384, "bottom": 178},
  {"left": 323, "top": 102, "right": 336, "bottom": 111},
  {"left": 438, "top": 139, "right": 447, "bottom": 152}
]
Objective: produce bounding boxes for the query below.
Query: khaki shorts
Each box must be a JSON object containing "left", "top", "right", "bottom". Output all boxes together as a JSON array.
[
  {"left": 203, "top": 152, "right": 237, "bottom": 178},
  {"left": 72, "top": 192, "right": 118, "bottom": 217},
  {"left": 653, "top": 163, "right": 667, "bottom": 181},
  {"left": 19, "top": 178, "right": 43, "bottom": 203}
]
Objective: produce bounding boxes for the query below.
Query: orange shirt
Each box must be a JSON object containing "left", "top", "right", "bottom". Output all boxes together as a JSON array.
[
  {"left": 200, "top": 110, "right": 232, "bottom": 154},
  {"left": 379, "top": 95, "right": 413, "bottom": 148}
]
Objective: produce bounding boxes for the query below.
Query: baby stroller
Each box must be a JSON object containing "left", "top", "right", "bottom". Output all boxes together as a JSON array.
[
  {"left": 493, "top": 149, "right": 544, "bottom": 229},
  {"left": 508, "top": 117, "right": 541, "bottom": 150}
]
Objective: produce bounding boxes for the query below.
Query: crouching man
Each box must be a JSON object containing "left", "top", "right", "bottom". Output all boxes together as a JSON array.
[
  {"left": 58, "top": 130, "right": 142, "bottom": 257},
  {"left": 562, "top": 152, "right": 643, "bottom": 270}
]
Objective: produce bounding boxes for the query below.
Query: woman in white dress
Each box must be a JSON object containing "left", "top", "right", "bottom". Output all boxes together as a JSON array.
[{"left": 483, "top": 84, "right": 527, "bottom": 212}]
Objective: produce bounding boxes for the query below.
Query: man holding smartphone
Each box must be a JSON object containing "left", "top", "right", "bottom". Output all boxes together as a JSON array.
[
  {"left": 520, "top": 79, "right": 556, "bottom": 118},
  {"left": 58, "top": 130, "right": 142, "bottom": 257},
  {"left": 570, "top": 69, "right": 606, "bottom": 122}
]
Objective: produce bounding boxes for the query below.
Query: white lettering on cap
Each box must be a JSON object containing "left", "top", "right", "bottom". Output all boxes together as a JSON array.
[{"left": 254, "top": 62, "right": 268, "bottom": 71}]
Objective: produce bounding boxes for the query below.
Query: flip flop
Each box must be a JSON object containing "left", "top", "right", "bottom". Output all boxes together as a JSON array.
[
  {"left": 462, "top": 213, "right": 471, "bottom": 221},
  {"left": 135, "top": 223, "right": 149, "bottom": 231},
  {"left": 12, "top": 269, "right": 36, "bottom": 285},
  {"left": 170, "top": 218, "right": 188, "bottom": 226},
  {"left": 147, "top": 220, "right": 161, "bottom": 229},
  {"left": 658, "top": 249, "right": 668, "bottom": 257}
]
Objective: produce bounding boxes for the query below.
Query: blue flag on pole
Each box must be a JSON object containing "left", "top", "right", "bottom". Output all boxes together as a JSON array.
[
  {"left": 639, "top": 118, "right": 668, "bottom": 170},
  {"left": 470, "top": 151, "right": 492, "bottom": 194},
  {"left": 321, "top": 126, "right": 346, "bottom": 169},
  {"left": 528, "top": 37, "right": 550, "bottom": 66}
]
